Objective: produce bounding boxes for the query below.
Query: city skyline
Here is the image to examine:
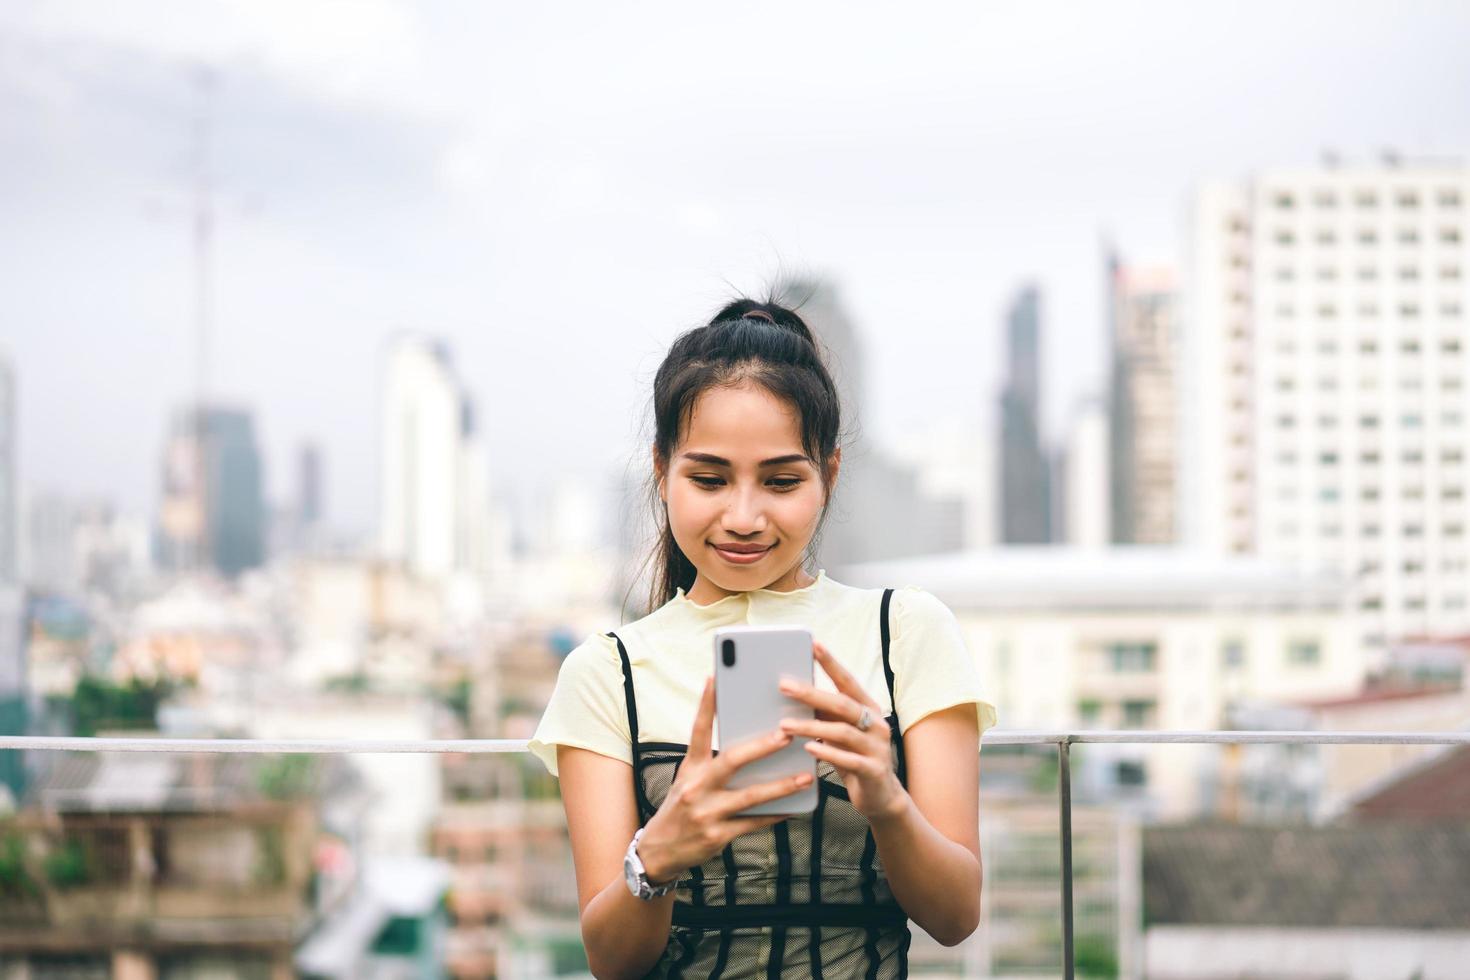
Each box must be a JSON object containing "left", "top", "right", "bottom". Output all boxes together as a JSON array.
[{"left": 5, "top": 3, "right": 1470, "bottom": 535}]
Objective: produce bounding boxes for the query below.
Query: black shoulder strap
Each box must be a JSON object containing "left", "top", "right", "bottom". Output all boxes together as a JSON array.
[
  {"left": 878, "top": 588, "right": 907, "bottom": 788},
  {"left": 607, "top": 631, "right": 640, "bottom": 759},
  {"left": 879, "top": 588, "right": 898, "bottom": 717}
]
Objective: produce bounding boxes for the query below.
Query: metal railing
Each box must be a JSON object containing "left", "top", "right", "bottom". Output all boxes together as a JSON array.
[{"left": 6, "top": 728, "right": 1470, "bottom": 980}]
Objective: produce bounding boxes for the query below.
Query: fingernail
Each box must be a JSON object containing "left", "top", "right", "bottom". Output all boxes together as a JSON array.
[
  {"left": 779, "top": 719, "right": 794, "bottom": 731},
  {"left": 774, "top": 732, "right": 790, "bottom": 744},
  {"left": 779, "top": 680, "right": 798, "bottom": 693},
  {"left": 796, "top": 773, "right": 813, "bottom": 786}
]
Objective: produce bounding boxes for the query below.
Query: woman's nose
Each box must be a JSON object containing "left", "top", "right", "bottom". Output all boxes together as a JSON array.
[{"left": 722, "top": 486, "right": 768, "bottom": 532}]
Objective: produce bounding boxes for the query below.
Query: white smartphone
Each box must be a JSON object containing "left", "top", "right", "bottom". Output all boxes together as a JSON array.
[{"left": 713, "top": 625, "right": 819, "bottom": 816}]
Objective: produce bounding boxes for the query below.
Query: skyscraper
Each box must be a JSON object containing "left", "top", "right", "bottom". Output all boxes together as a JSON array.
[
  {"left": 298, "top": 442, "right": 323, "bottom": 528},
  {"left": 999, "top": 285, "right": 1052, "bottom": 543},
  {"left": 1186, "top": 158, "right": 1470, "bottom": 651},
  {"left": 379, "top": 334, "right": 491, "bottom": 579},
  {"left": 156, "top": 405, "right": 265, "bottom": 578},
  {"left": 0, "top": 353, "right": 15, "bottom": 586},
  {"left": 1108, "top": 252, "right": 1179, "bottom": 544}
]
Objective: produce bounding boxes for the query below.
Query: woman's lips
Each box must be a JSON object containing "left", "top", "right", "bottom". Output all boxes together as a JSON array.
[{"left": 711, "top": 543, "right": 772, "bottom": 564}]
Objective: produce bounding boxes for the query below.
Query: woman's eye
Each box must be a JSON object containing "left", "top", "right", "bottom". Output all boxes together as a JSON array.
[
  {"left": 769, "top": 478, "right": 802, "bottom": 491},
  {"left": 690, "top": 476, "right": 724, "bottom": 488}
]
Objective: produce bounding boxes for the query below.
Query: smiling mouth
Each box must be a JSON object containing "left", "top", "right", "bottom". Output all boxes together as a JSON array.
[{"left": 711, "top": 543, "right": 773, "bottom": 563}]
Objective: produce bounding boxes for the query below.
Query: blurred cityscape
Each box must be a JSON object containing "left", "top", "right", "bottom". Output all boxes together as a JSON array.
[
  {"left": 3, "top": 5, "right": 1470, "bottom": 978},
  {"left": 3, "top": 155, "right": 1469, "bottom": 978}
]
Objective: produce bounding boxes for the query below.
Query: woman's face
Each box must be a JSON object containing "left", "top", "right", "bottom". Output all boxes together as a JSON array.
[{"left": 656, "top": 381, "right": 838, "bottom": 605}]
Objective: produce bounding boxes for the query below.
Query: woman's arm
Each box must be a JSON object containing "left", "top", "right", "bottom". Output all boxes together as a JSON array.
[
  {"left": 558, "top": 745, "right": 674, "bottom": 980},
  {"left": 868, "top": 704, "right": 981, "bottom": 946}
]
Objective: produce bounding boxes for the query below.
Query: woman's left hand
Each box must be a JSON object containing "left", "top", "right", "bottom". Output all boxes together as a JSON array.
[{"left": 778, "top": 641, "right": 910, "bottom": 823}]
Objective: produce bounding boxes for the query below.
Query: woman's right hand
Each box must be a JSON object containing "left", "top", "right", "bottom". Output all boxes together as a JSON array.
[{"left": 635, "top": 677, "right": 813, "bottom": 884}]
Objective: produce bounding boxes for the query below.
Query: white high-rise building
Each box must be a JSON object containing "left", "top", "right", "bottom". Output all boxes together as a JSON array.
[
  {"left": 1061, "top": 396, "right": 1110, "bottom": 548},
  {"left": 379, "top": 335, "right": 491, "bottom": 580},
  {"left": 1108, "top": 257, "right": 1179, "bottom": 545},
  {"left": 1186, "top": 159, "right": 1470, "bottom": 652}
]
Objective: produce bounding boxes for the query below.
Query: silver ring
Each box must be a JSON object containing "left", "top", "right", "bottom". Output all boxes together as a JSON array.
[{"left": 855, "top": 706, "right": 872, "bottom": 732}]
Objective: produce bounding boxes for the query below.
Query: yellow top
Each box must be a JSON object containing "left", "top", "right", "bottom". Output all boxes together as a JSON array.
[{"left": 529, "top": 569, "right": 997, "bottom": 776}]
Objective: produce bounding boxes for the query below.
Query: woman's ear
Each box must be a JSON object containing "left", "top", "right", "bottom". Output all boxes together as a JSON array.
[
  {"left": 652, "top": 443, "right": 667, "bottom": 503},
  {"left": 824, "top": 448, "right": 842, "bottom": 502}
]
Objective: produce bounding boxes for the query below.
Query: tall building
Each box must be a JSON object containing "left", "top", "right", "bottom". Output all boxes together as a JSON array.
[
  {"left": 0, "top": 352, "right": 15, "bottom": 586},
  {"left": 1109, "top": 253, "right": 1180, "bottom": 544},
  {"left": 156, "top": 405, "right": 265, "bottom": 578},
  {"left": 772, "top": 279, "right": 964, "bottom": 569},
  {"left": 1186, "top": 159, "right": 1470, "bottom": 651},
  {"left": 299, "top": 441, "right": 323, "bottom": 528},
  {"left": 379, "top": 334, "right": 491, "bottom": 579},
  {"left": 999, "top": 285, "right": 1052, "bottom": 543}
]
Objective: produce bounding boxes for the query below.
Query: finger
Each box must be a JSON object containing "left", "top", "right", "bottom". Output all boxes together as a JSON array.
[
  {"left": 778, "top": 680, "right": 870, "bottom": 726},
  {"left": 805, "top": 739, "right": 887, "bottom": 778},
  {"left": 709, "top": 729, "right": 793, "bottom": 784},
  {"left": 686, "top": 677, "right": 716, "bottom": 763},
  {"left": 812, "top": 642, "right": 883, "bottom": 710},
  {"left": 779, "top": 716, "right": 888, "bottom": 749},
  {"left": 709, "top": 769, "right": 815, "bottom": 820},
  {"left": 721, "top": 812, "right": 792, "bottom": 838}
]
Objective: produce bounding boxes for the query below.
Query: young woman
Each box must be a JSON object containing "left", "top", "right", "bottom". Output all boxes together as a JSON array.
[{"left": 529, "top": 298, "right": 997, "bottom": 979}]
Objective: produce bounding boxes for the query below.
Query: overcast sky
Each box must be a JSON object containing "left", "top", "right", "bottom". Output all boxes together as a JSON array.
[{"left": 3, "top": 0, "right": 1469, "bottom": 537}]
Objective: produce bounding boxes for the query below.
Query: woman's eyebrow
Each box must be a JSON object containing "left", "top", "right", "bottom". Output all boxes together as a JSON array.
[{"left": 681, "top": 452, "right": 812, "bottom": 467}]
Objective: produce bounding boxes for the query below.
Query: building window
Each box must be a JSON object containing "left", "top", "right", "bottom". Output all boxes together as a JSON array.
[
  {"left": 1397, "top": 191, "right": 1420, "bottom": 209},
  {"left": 1398, "top": 228, "right": 1420, "bottom": 245},
  {"left": 1077, "top": 699, "right": 1102, "bottom": 726},
  {"left": 1356, "top": 228, "right": 1377, "bottom": 245},
  {"left": 1316, "top": 229, "right": 1337, "bottom": 246},
  {"left": 1273, "top": 192, "right": 1296, "bottom": 210},
  {"left": 1313, "top": 191, "right": 1338, "bottom": 209},
  {"left": 1442, "top": 227, "right": 1463, "bottom": 244},
  {"left": 1107, "top": 642, "right": 1158, "bottom": 673},
  {"left": 1361, "top": 486, "right": 1381, "bottom": 501},
  {"left": 1400, "top": 303, "right": 1420, "bottom": 317},
  {"left": 1222, "top": 639, "right": 1246, "bottom": 670},
  {"left": 1440, "top": 189, "right": 1463, "bottom": 209},
  {"left": 1122, "top": 700, "right": 1157, "bottom": 728},
  {"left": 1356, "top": 190, "right": 1379, "bottom": 209},
  {"left": 1442, "top": 264, "right": 1463, "bottom": 280},
  {"left": 1116, "top": 760, "right": 1147, "bottom": 786},
  {"left": 1443, "top": 302, "right": 1463, "bottom": 318},
  {"left": 1444, "top": 339, "right": 1463, "bottom": 354},
  {"left": 1399, "top": 265, "right": 1420, "bottom": 281},
  {"left": 1357, "top": 266, "right": 1379, "bottom": 281},
  {"left": 1275, "top": 229, "right": 1296, "bottom": 246},
  {"left": 1361, "top": 595, "right": 1383, "bottom": 611},
  {"left": 1287, "top": 639, "right": 1322, "bottom": 666},
  {"left": 1360, "top": 414, "right": 1380, "bottom": 428}
]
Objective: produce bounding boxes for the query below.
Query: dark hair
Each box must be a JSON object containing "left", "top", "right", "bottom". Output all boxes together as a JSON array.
[{"left": 640, "top": 297, "right": 844, "bottom": 611}]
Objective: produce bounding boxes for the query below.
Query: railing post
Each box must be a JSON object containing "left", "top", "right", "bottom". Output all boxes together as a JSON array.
[{"left": 1059, "top": 738, "right": 1074, "bottom": 980}]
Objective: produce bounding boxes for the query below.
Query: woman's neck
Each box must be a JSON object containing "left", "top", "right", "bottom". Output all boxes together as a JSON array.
[{"left": 684, "top": 565, "right": 816, "bottom": 607}]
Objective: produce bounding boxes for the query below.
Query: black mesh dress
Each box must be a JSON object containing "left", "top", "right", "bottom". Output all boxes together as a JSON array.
[{"left": 608, "top": 588, "right": 912, "bottom": 979}]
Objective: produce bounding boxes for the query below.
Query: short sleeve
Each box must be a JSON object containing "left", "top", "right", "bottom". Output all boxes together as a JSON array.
[
  {"left": 889, "top": 587, "right": 998, "bottom": 737},
  {"left": 528, "top": 633, "right": 632, "bottom": 777}
]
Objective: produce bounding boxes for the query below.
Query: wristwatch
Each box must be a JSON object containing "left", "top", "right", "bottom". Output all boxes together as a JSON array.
[{"left": 623, "top": 827, "right": 677, "bottom": 900}]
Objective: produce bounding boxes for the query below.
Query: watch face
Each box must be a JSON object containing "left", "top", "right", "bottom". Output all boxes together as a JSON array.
[{"left": 623, "top": 852, "right": 643, "bottom": 896}]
